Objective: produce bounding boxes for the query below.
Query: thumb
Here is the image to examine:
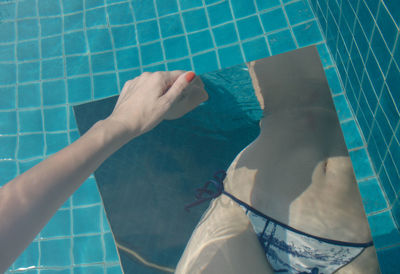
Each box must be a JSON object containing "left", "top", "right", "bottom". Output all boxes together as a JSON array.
[{"left": 162, "top": 71, "right": 196, "bottom": 105}]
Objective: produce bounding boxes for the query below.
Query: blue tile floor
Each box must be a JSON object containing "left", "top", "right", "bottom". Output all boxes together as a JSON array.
[{"left": 0, "top": 0, "right": 392, "bottom": 272}]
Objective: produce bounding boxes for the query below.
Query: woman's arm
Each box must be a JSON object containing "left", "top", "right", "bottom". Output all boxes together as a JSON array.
[{"left": 0, "top": 71, "right": 198, "bottom": 271}]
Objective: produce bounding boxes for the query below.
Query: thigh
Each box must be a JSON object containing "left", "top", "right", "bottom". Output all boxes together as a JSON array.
[
  {"left": 335, "top": 246, "right": 380, "bottom": 274},
  {"left": 176, "top": 197, "right": 274, "bottom": 274}
]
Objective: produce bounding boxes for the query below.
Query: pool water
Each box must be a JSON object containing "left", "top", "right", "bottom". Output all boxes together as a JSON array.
[{"left": 0, "top": 0, "right": 395, "bottom": 272}]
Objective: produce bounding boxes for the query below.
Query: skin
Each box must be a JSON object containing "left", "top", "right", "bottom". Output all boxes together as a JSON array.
[
  {"left": 177, "top": 48, "right": 380, "bottom": 273},
  {"left": 0, "top": 71, "right": 206, "bottom": 272}
]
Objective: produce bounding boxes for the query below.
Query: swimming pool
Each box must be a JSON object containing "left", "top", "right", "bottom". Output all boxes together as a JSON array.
[{"left": 0, "top": 0, "right": 397, "bottom": 272}]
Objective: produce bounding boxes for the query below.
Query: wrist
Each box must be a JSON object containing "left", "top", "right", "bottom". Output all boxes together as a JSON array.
[{"left": 94, "top": 118, "right": 139, "bottom": 150}]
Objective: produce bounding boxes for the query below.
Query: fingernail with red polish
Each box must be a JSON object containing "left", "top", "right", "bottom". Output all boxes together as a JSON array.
[{"left": 185, "top": 71, "right": 196, "bottom": 82}]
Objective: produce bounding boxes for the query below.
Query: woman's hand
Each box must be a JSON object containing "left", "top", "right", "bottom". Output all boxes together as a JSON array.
[{"left": 106, "top": 70, "right": 196, "bottom": 139}]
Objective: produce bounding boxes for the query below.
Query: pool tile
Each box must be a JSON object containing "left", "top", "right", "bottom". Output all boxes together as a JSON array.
[
  {"left": 41, "top": 36, "right": 63, "bottom": 59},
  {"left": 45, "top": 132, "right": 69, "bottom": 155},
  {"left": 267, "top": 29, "right": 296, "bottom": 55},
  {"left": 0, "top": 22, "right": 15, "bottom": 43},
  {"left": 0, "top": 64, "right": 16, "bottom": 85},
  {"left": 377, "top": 244, "right": 400, "bottom": 274},
  {"left": 42, "top": 80, "right": 67, "bottom": 106},
  {"left": 13, "top": 241, "right": 39, "bottom": 269},
  {"left": 67, "top": 76, "right": 92, "bottom": 103},
  {"left": 349, "top": 148, "right": 375, "bottom": 181},
  {"left": 341, "top": 119, "right": 364, "bottom": 149},
  {"left": 38, "top": 0, "right": 61, "bottom": 16},
  {"left": 167, "top": 58, "right": 192, "bottom": 71},
  {"left": 140, "top": 41, "right": 163, "bottom": 66},
  {"left": 85, "top": 7, "right": 106, "bottom": 28},
  {"left": 44, "top": 107, "right": 68, "bottom": 132},
  {"left": 107, "top": 2, "right": 134, "bottom": 25},
  {"left": 260, "top": 8, "right": 287, "bottom": 33},
  {"left": 104, "top": 233, "right": 119, "bottom": 262},
  {"left": 371, "top": 29, "right": 391, "bottom": 74},
  {"left": 18, "top": 83, "right": 41, "bottom": 108},
  {"left": 17, "top": 19, "right": 39, "bottom": 41},
  {"left": 69, "top": 106, "right": 77, "bottom": 130},
  {"left": 159, "top": 14, "right": 184, "bottom": 38},
  {"left": 18, "top": 158, "right": 42, "bottom": 174},
  {"left": 386, "top": 62, "right": 400, "bottom": 112},
  {"left": 376, "top": 105, "right": 393, "bottom": 145},
  {"left": 111, "top": 25, "right": 136, "bottom": 48},
  {"left": 380, "top": 85, "right": 399, "bottom": 131},
  {"left": 137, "top": 20, "right": 160, "bottom": 43},
  {"left": 284, "top": 0, "right": 314, "bottom": 25},
  {"left": 42, "top": 58, "right": 64, "bottom": 79},
  {"left": 19, "top": 109, "right": 43, "bottom": 133},
  {"left": 116, "top": 47, "right": 140, "bottom": 70},
  {"left": 40, "top": 17, "right": 62, "bottom": 37},
  {"left": 333, "top": 94, "right": 352, "bottom": 121},
  {"left": 66, "top": 54, "right": 90, "bottom": 76},
  {"left": 0, "top": 161, "right": 17, "bottom": 186},
  {"left": 72, "top": 177, "right": 101, "bottom": 206},
  {"left": 40, "top": 239, "right": 71, "bottom": 266},
  {"left": 255, "top": 0, "right": 280, "bottom": 11},
  {"left": 163, "top": 36, "right": 189, "bottom": 59},
  {"left": 383, "top": 153, "right": 400, "bottom": 192},
  {"left": 353, "top": 21, "right": 369, "bottom": 62},
  {"left": 369, "top": 210, "right": 400, "bottom": 248},
  {"left": 74, "top": 265, "right": 104, "bottom": 274},
  {"left": 188, "top": 30, "right": 213, "bottom": 54},
  {"left": 41, "top": 209, "right": 71, "bottom": 238},
  {"left": 212, "top": 23, "right": 238, "bottom": 46},
  {"left": 207, "top": 1, "right": 233, "bottom": 26},
  {"left": 17, "top": 0, "right": 36, "bottom": 18},
  {"left": 118, "top": 68, "right": 141, "bottom": 88},
  {"left": 1, "top": 2, "right": 15, "bottom": 21},
  {"left": 192, "top": 50, "right": 219, "bottom": 74},
  {"left": 73, "top": 205, "right": 101, "bottom": 235},
  {"left": 357, "top": 0, "right": 374, "bottom": 39},
  {"left": 0, "top": 136, "right": 17, "bottom": 159},
  {"left": 62, "top": 0, "right": 83, "bottom": 14},
  {"left": 0, "top": 44, "right": 15, "bottom": 62},
  {"left": 73, "top": 235, "right": 103, "bottom": 264},
  {"left": 179, "top": 0, "right": 202, "bottom": 10},
  {"left": 393, "top": 199, "right": 400, "bottom": 228},
  {"left": 378, "top": 166, "right": 396, "bottom": 205},
  {"left": 93, "top": 73, "right": 118, "bottom": 99},
  {"left": 236, "top": 16, "right": 263, "bottom": 40},
  {"left": 242, "top": 37, "right": 269, "bottom": 62},
  {"left": 218, "top": 44, "right": 243, "bottom": 68},
  {"left": 231, "top": 0, "right": 256, "bottom": 19},
  {"left": 91, "top": 52, "right": 115, "bottom": 73},
  {"left": 324, "top": 67, "right": 342, "bottom": 95},
  {"left": 107, "top": 265, "right": 123, "bottom": 274},
  {"left": 143, "top": 63, "right": 166, "bottom": 72},
  {"left": 87, "top": 28, "right": 112, "bottom": 53},
  {"left": 316, "top": 44, "right": 332, "bottom": 68},
  {"left": 0, "top": 86, "right": 16, "bottom": 110},
  {"left": 293, "top": 20, "right": 323, "bottom": 47},
  {"left": 376, "top": 3, "right": 397, "bottom": 51},
  {"left": 102, "top": 209, "right": 111, "bottom": 232},
  {"left": 131, "top": 0, "right": 156, "bottom": 21},
  {"left": 86, "top": 0, "right": 104, "bottom": 9},
  {"left": 64, "top": 31, "right": 87, "bottom": 55},
  {"left": 69, "top": 130, "right": 80, "bottom": 143},
  {"left": 18, "top": 133, "right": 45, "bottom": 159},
  {"left": 17, "top": 40, "right": 39, "bottom": 61},
  {"left": 182, "top": 8, "right": 208, "bottom": 32},
  {"left": 156, "top": 0, "right": 178, "bottom": 16},
  {"left": 60, "top": 14, "right": 81, "bottom": 33}
]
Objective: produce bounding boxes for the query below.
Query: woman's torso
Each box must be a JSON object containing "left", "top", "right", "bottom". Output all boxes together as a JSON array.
[{"left": 223, "top": 107, "right": 372, "bottom": 243}]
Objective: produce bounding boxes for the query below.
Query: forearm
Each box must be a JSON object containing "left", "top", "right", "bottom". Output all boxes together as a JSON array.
[{"left": 0, "top": 118, "right": 130, "bottom": 271}]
